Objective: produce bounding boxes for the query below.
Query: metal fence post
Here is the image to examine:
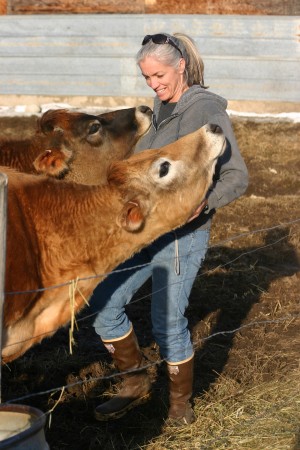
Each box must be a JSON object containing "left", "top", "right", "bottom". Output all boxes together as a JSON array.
[{"left": 0, "top": 172, "right": 8, "bottom": 403}]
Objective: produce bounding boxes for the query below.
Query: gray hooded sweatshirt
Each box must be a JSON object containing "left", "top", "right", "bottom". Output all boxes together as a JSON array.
[{"left": 135, "top": 85, "right": 249, "bottom": 230}]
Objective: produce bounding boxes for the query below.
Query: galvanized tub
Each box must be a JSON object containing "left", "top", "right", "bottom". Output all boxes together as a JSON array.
[{"left": 0, "top": 404, "right": 49, "bottom": 449}]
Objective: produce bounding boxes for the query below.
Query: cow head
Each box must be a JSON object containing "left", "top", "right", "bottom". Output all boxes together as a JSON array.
[
  {"left": 108, "top": 123, "right": 226, "bottom": 232},
  {"left": 34, "top": 106, "right": 152, "bottom": 184}
]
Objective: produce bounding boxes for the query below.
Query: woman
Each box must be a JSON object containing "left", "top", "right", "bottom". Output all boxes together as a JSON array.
[{"left": 91, "top": 33, "right": 248, "bottom": 426}]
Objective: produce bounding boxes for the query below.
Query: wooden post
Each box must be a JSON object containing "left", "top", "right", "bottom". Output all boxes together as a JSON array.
[{"left": 0, "top": 172, "right": 8, "bottom": 403}]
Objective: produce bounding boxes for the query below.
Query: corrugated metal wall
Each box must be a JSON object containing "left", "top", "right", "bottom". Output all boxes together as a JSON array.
[{"left": 0, "top": 14, "right": 299, "bottom": 103}]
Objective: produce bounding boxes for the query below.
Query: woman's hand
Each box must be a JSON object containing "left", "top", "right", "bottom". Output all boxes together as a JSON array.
[{"left": 186, "top": 199, "right": 208, "bottom": 223}]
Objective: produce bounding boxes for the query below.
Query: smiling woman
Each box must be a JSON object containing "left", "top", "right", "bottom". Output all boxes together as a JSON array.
[{"left": 91, "top": 31, "right": 248, "bottom": 426}]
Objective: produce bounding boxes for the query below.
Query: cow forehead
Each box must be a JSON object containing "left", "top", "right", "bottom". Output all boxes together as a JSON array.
[
  {"left": 99, "top": 107, "right": 135, "bottom": 121},
  {"left": 38, "top": 109, "right": 99, "bottom": 132}
]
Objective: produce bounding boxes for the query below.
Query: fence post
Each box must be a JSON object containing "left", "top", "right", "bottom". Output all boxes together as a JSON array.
[{"left": 0, "top": 172, "right": 8, "bottom": 403}]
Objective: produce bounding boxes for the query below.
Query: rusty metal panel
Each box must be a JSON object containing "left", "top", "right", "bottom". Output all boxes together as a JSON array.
[
  {"left": 1, "top": 0, "right": 299, "bottom": 15},
  {"left": 4, "top": 0, "right": 145, "bottom": 14},
  {"left": 0, "top": 0, "right": 7, "bottom": 15},
  {"left": 144, "top": 0, "right": 300, "bottom": 15}
]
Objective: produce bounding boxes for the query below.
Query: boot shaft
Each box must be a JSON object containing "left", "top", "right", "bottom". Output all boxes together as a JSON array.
[
  {"left": 95, "top": 329, "right": 152, "bottom": 421},
  {"left": 103, "top": 328, "right": 142, "bottom": 371},
  {"left": 167, "top": 357, "right": 195, "bottom": 424}
]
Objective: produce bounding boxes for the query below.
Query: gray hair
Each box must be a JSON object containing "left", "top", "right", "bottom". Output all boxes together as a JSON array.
[{"left": 136, "top": 32, "right": 207, "bottom": 88}]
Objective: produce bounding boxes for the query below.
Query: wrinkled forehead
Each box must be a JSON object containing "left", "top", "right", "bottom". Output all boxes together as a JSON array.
[
  {"left": 99, "top": 107, "right": 135, "bottom": 121},
  {"left": 139, "top": 56, "right": 171, "bottom": 77}
]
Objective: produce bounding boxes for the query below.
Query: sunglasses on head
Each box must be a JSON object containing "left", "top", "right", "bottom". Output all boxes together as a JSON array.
[{"left": 142, "top": 34, "right": 183, "bottom": 58}]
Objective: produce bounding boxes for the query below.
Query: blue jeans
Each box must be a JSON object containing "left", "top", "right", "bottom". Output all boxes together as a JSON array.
[{"left": 91, "top": 226, "right": 210, "bottom": 363}]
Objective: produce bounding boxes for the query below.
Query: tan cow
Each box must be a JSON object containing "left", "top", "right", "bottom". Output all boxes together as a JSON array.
[
  {"left": 0, "top": 106, "right": 152, "bottom": 184},
  {"left": 2, "top": 123, "right": 225, "bottom": 364}
]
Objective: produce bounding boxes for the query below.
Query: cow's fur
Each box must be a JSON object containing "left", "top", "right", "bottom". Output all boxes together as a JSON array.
[
  {"left": 2, "top": 124, "right": 225, "bottom": 363},
  {"left": 0, "top": 106, "right": 152, "bottom": 184}
]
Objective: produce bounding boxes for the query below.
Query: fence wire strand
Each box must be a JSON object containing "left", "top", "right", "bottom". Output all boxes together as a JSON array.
[
  {"left": 4, "top": 312, "right": 300, "bottom": 407},
  {"left": 4, "top": 217, "right": 300, "bottom": 296},
  {"left": 2, "top": 218, "right": 300, "bottom": 409},
  {"left": 3, "top": 219, "right": 299, "bottom": 352}
]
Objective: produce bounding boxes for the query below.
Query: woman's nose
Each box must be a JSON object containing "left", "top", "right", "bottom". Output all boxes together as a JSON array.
[{"left": 148, "top": 79, "right": 159, "bottom": 90}]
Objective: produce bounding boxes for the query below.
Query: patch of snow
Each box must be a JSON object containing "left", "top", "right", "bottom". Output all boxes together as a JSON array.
[
  {"left": 227, "top": 110, "right": 300, "bottom": 123},
  {"left": 0, "top": 104, "right": 300, "bottom": 122},
  {"left": 249, "top": 194, "right": 266, "bottom": 200},
  {"left": 40, "top": 103, "right": 73, "bottom": 113}
]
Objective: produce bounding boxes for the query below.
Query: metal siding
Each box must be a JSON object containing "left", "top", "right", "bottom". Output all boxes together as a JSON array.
[{"left": 0, "top": 14, "right": 299, "bottom": 102}]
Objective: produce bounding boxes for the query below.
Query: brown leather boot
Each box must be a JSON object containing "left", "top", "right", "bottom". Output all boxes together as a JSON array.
[
  {"left": 166, "top": 357, "right": 195, "bottom": 426},
  {"left": 94, "top": 329, "right": 151, "bottom": 421}
]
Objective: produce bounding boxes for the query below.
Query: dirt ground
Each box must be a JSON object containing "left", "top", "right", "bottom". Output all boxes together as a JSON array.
[{"left": 1, "top": 113, "right": 300, "bottom": 449}]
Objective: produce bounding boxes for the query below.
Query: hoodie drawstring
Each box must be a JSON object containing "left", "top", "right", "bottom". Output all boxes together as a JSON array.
[{"left": 173, "top": 231, "right": 180, "bottom": 275}]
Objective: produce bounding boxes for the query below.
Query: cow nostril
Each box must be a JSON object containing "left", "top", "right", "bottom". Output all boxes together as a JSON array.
[{"left": 208, "top": 124, "right": 222, "bottom": 134}]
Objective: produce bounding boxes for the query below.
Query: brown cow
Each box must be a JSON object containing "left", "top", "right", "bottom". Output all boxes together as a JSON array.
[
  {"left": 0, "top": 106, "right": 152, "bottom": 184},
  {"left": 2, "top": 124, "right": 225, "bottom": 364}
]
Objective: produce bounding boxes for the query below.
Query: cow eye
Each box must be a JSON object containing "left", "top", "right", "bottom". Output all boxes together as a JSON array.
[
  {"left": 159, "top": 161, "right": 171, "bottom": 177},
  {"left": 89, "top": 122, "right": 101, "bottom": 135}
]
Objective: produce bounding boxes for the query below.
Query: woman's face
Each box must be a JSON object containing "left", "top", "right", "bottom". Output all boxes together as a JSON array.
[{"left": 139, "top": 55, "right": 186, "bottom": 103}]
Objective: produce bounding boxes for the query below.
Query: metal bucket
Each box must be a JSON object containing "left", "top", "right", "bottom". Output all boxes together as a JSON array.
[{"left": 0, "top": 404, "right": 49, "bottom": 449}]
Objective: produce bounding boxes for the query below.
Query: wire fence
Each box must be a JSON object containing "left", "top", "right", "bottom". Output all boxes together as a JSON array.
[
  {"left": 3, "top": 217, "right": 299, "bottom": 408},
  {"left": 2, "top": 218, "right": 299, "bottom": 354},
  {"left": 4, "top": 312, "right": 299, "bottom": 407},
  {"left": 4, "top": 217, "right": 300, "bottom": 298}
]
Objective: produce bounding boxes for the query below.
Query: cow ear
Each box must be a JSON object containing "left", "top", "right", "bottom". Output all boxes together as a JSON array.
[
  {"left": 33, "top": 148, "right": 71, "bottom": 177},
  {"left": 118, "top": 199, "right": 147, "bottom": 232}
]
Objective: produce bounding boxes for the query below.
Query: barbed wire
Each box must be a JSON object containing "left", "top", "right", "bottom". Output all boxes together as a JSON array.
[
  {"left": 2, "top": 219, "right": 299, "bottom": 406},
  {"left": 5, "top": 217, "right": 300, "bottom": 296},
  {"left": 4, "top": 312, "right": 299, "bottom": 406},
  {"left": 2, "top": 217, "right": 299, "bottom": 437},
  {"left": 2, "top": 219, "right": 299, "bottom": 353}
]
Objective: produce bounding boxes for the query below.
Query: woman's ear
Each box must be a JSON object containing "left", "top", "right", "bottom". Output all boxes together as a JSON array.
[{"left": 179, "top": 57, "right": 186, "bottom": 74}]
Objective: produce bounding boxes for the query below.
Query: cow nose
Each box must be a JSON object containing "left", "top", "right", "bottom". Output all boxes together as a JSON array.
[{"left": 208, "top": 123, "right": 223, "bottom": 134}]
